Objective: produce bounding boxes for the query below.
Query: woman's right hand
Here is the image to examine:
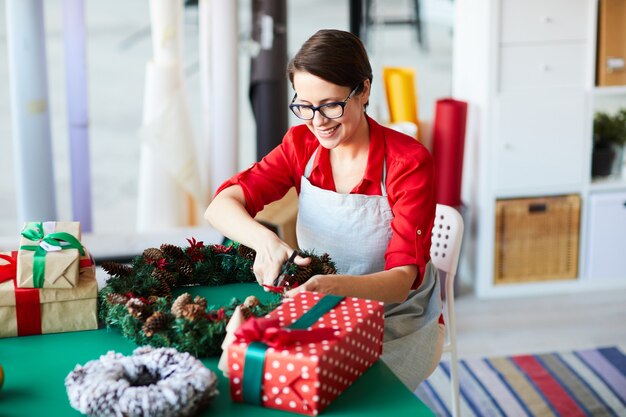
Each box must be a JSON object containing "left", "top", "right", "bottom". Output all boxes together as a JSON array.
[{"left": 252, "top": 235, "right": 310, "bottom": 288}]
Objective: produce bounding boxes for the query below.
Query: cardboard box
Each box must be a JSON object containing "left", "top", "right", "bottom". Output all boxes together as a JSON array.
[
  {"left": 17, "top": 221, "right": 84, "bottom": 289},
  {"left": 0, "top": 251, "right": 98, "bottom": 338},
  {"left": 596, "top": 0, "right": 626, "bottom": 86},
  {"left": 228, "top": 292, "right": 384, "bottom": 415}
]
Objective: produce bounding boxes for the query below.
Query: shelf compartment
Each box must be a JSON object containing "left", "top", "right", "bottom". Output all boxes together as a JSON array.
[
  {"left": 494, "top": 194, "right": 581, "bottom": 284},
  {"left": 586, "top": 190, "right": 626, "bottom": 280}
]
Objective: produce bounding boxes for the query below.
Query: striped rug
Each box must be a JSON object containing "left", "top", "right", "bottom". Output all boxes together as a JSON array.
[{"left": 415, "top": 346, "right": 626, "bottom": 417}]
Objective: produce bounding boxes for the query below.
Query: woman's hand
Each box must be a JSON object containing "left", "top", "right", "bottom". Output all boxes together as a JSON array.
[
  {"left": 283, "top": 265, "right": 417, "bottom": 304},
  {"left": 284, "top": 274, "right": 336, "bottom": 298},
  {"left": 252, "top": 236, "right": 311, "bottom": 288}
]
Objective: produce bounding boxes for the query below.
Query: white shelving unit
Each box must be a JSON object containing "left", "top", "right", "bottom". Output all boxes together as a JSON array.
[{"left": 453, "top": 0, "right": 626, "bottom": 298}]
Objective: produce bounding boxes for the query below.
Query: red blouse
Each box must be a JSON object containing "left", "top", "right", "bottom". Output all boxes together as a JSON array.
[{"left": 216, "top": 116, "right": 436, "bottom": 287}]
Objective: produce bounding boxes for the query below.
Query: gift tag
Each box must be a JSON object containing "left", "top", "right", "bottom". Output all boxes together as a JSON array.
[{"left": 39, "top": 241, "right": 62, "bottom": 252}]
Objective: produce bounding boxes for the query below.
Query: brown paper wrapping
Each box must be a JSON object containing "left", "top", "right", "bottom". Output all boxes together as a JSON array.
[
  {"left": 16, "top": 221, "right": 83, "bottom": 289},
  {"left": 0, "top": 256, "right": 98, "bottom": 338}
]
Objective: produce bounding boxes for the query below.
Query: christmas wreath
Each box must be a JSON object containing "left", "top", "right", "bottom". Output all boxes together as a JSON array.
[
  {"left": 99, "top": 239, "right": 337, "bottom": 357},
  {"left": 66, "top": 346, "right": 219, "bottom": 417}
]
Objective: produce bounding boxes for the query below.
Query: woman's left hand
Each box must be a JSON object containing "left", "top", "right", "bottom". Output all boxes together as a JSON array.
[{"left": 284, "top": 275, "right": 336, "bottom": 298}]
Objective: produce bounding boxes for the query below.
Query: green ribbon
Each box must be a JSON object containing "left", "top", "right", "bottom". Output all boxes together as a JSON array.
[
  {"left": 19, "top": 222, "right": 85, "bottom": 288},
  {"left": 241, "top": 294, "right": 344, "bottom": 405}
]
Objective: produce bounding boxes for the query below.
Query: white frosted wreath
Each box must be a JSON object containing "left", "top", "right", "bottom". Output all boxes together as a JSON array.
[{"left": 65, "top": 346, "right": 218, "bottom": 417}]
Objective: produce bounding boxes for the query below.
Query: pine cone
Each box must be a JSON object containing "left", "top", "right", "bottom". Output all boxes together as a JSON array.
[
  {"left": 125, "top": 298, "right": 152, "bottom": 321},
  {"left": 319, "top": 253, "right": 337, "bottom": 275},
  {"left": 177, "top": 260, "right": 194, "bottom": 279},
  {"left": 239, "top": 305, "right": 253, "bottom": 319},
  {"left": 181, "top": 304, "right": 205, "bottom": 321},
  {"left": 106, "top": 292, "right": 130, "bottom": 305},
  {"left": 155, "top": 275, "right": 171, "bottom": 297},
  {"left": 146, "top": 295, "right": 160, "bottom": 304},
  {"left": 243, "top": 295, "right": 260, "bottom": 308},
  {"left": 293, "top": 264, "right": 313, "bottom": 285},
  {"left": 160, "top": 243, "right": 185, "bottom": 261},
  {"left": 152, "top": 268, "right": 176, "bottom": 288},
  {"left": 171, "top": 293, "right": 193, "bottom": 318},
  {"left": 101, "top": 262, "right": 133, "bottom": 278},
  {"left": 193, "top": 295, "right": 208, "bottom": 311},
  {"left": 321, "top": 263, "right": 337, "bottom": 275},
  {"left": 237, "top": 244, "right": 256, "bottom": 261},
  {"left": 308, "top": 255, "right": 321, "bottom": 271},
  {"left": 143, "top": 248, "right": 164, "bottom": 262},
  {"left": 142, "top": 312, "right": 170, "bottom": 337}
]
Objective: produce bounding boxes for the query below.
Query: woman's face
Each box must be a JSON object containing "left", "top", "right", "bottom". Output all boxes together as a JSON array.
[{"left": 292, "top": 71, "right": 370, "bottom": 150}]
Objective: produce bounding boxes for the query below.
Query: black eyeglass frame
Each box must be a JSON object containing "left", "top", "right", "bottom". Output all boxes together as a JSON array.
[{"left": 288, "top": 85, "right": 360, "bottom": 120}]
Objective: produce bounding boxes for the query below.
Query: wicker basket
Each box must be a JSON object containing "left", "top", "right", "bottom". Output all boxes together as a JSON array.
[{"left": 494, "top": 194, "right": 581, "bottom": 284}]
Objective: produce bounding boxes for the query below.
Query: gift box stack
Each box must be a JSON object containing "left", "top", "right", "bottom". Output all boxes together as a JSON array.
[
  {"left": 0, "top": 221, "right": 98, "bottom": 338},
  {"left": 227, "top": 292, "right": 385, "bottom": 416}
]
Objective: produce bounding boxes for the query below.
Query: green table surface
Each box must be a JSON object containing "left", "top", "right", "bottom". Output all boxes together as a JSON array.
[{"left": 0, "top": 283, "right": 433, "bottom": 417}]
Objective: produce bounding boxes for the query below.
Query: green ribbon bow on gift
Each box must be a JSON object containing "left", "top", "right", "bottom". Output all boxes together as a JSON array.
[{"left": 20, "top": 222, "right": 85, "bottom": 288}]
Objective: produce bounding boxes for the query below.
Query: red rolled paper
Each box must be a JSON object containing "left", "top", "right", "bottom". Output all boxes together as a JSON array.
[{"left": 432, "top": 98, "right": 468, "bottom": 207}]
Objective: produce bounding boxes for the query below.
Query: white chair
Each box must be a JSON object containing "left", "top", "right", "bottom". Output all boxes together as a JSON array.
[{"left": 430, "top": 204, "right": 464, "bottom": 417}]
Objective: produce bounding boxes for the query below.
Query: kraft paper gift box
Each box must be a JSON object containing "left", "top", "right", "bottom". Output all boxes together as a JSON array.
[
  {"left": 17, "top": 221, "right": 85, "bottom": 289},
  {"left": 0, "top": 251, "right": 98, "bottom": 338},
  {"left": 228, "top": 292, "right": 384, "bottom": 416}
]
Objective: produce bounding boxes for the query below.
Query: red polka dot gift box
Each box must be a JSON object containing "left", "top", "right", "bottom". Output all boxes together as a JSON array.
[{"left": 228, "top": 291, "right": 385, "bottom": 416}]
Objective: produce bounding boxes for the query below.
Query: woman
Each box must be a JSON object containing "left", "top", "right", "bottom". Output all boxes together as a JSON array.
[{"left": 205, "top": 29, "right": 442, "bottom": 390}]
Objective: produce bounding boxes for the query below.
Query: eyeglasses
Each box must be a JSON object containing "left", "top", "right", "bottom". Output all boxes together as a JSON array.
[{"left": 289, "top": 85, "right": 359, "bottom": 120}]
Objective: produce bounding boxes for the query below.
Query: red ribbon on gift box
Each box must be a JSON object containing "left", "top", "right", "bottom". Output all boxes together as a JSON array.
[
  {"left": 235, "top": 294, "right": 345, "bottom": 407},
  {"left": 0, "top": 251, "right": 43, "bottom": 336},
  {"left": 0, "top": 252, "right": 17, "bottom": 283},
  {"left": 235, "top": 316, "right": 338, "bottom": 349}
]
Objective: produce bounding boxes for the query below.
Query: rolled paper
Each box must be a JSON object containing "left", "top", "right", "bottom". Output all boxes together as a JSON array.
[
  {"left": 137, "top": 0, "right": 203, "bottom": 231},
  {"left": 137, "top": 62, "right": 202, "bottom": 230},
  {"left": 209, "top": 0, "right": 238, "bottom": 194},
  {"left": 62, "top": 0, "right": 93, "bottom": 232},
  {"left": 149, "top": 0, "right": 182, "bottom": 65},
  {"left": 6, "top": 0, "right": 57, "bottom": 225},
  {"left": 198, "top": 0, "right": 212, "bottom": 200},
  {"left": 383, "top": 67, "right": 420, "bottom": 140},
  {"left": 250, "top": 0, "right": 288, "bottom": 160},
  {"left": 432, "top": 98, "right": 468, "bottom": 207}
]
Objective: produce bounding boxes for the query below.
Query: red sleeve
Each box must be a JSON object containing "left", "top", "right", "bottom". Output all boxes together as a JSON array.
[
  {"left": 384, "top": 145, "right": 436, "bottom": 288},
  {"left": 214, "top": 125, "right": 317, "bottom": 218}
]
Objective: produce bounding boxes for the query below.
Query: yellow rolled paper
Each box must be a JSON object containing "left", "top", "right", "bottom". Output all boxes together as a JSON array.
[{"left": 383, "top": 67, "right": 420, "bottom": 140}]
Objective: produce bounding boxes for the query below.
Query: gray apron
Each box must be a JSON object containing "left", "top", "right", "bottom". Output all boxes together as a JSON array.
[{"left": 296, "top": 148, "right": 442, "bottom": 390}]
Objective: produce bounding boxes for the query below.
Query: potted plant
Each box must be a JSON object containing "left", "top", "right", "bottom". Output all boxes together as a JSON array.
[{"left": 592, "top": 109, "right": 626, "bottom": 177}]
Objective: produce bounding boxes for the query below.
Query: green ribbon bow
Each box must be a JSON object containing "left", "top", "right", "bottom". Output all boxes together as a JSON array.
[
  {"left": 20, "top": 222, "right": 85, "bottom": 288},
  {"left": 241, "top": 294, "right": 345, "bottom": 405}
]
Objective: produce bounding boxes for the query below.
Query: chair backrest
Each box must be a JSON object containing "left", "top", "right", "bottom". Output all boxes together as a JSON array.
[{"left": 430, "top": 204, "right": 464, "bottom": 276}]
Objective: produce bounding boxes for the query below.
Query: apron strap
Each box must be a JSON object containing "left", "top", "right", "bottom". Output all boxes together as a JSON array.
[
  {"left": 381, "top": 159, "right": 387, "bottom": 197},
  {"left": 304, "top": 147, "right": 388, "bottom": 196},
  {"left": 303, "top": 147, "right": 319, "bottom": 178}
]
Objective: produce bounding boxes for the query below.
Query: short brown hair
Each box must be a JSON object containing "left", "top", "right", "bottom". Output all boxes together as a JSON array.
[{"left": 287, "top": 29, "right": 372, "bottom": 94}]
